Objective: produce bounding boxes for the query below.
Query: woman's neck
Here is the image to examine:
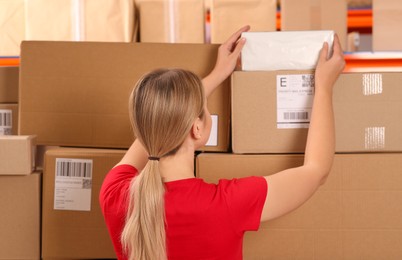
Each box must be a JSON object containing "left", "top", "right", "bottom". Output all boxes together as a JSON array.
[{"left": 158, "top": 145, "right": 195, "bottom": 182}]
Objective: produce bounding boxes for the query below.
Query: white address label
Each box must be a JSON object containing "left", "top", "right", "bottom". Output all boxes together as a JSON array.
[
  {"left": 0, "top": 109, "right": 12, "bottom": 135},
  {"left": 205, "top": 115, "right": 218, "bottom": 146},
  {"left": 54, "top": 158, "right": 93, "bottom": 211},
  {"left": 277, "top": 74, "right": 315, "bottom": 129}
]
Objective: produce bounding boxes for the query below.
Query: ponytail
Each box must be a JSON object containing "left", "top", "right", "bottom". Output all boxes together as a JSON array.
[
  {"left": 121, "top": 69, "right": 205, "bottom": 260},
  {"left": 121, "top": 160, "right": 166, "bottom": 260}
]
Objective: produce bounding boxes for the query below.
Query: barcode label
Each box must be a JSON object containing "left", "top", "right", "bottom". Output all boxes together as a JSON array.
[
  {"left": 277, "top": 74, "right": 314, "bottom": 129},
  {"left": 0, "top": 109, "right": 12, "bottom": 135},
  {"left": 56, "top": 158, "right": 92, "bottom": 178},
  {"left": 284, "top": 112, "right": 309, "bottom": 120},
  {"left": 54, "top": 158, "right": 93, "bottom": 211},
  {"left": 0, "top": 110, "right": 12, "bottom": 127}
]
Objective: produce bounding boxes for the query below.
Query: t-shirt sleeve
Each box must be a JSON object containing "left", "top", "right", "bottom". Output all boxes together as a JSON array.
[
  {"left": 218, "top": 176, "right": 268, "bottom": 233},
  {"left": 99, "top": 164, "right": 138, "bottom": 212},
  {"left": 99, "top": 164, "right": 138, "bottom": 260}
]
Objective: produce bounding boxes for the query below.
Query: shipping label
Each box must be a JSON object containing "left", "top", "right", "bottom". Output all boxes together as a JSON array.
[
  {"left": 205, "top": 115, "right": 218, "bottom": 146},
  {"left": 54, "top": 158, "right": 93, "bottom": 211},
  {"left": 0, "top": 109, "right": 12, "bottom": 135},
  {"left": 276, "top": 74, "right": 315, "bottom": 129}
]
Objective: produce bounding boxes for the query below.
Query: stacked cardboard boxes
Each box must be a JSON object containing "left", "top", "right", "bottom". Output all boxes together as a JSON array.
[
  {"left": 0, "top": 135, "right": 40, "bottom": 260},
  {"left": 10, "top": 2, "right": 402, "bottom": 259},
  {"left": 197, "top": 153, "right": 402, "bottom": 259},
  {"left": 18, "top": 39, "right": 232, "bottom": 259},
  {"left": 0, "top": 0, "right": 138, "bottom": 56},
  {"left": 196, "top": 30, "right": 402, "bottom": 258}
]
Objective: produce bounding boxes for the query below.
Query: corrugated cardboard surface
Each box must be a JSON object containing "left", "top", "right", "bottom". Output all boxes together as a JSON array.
[
  {"left": 42, "top": 147, "right": 125, "bottom": 259},
  {"left": 0, "top": 172, "right": 41, "bottom": 260},
  {"left": 0, "top": 66, "right": 19, "bottom": 103},
  {"left": 281, "top": 0, "right": 347, "bottom": 49},
  {"left": 25, "top": 0, "right": 136, "bottom": 42},
  {"left": 231, "top": 71, "right": 402, "bottom": 153},
  {"left": 231, "top": 71, "right": 309, "bottom": 153},
  {"left": 196, "top": 152, "right": 402, "bottom": 259},
  {"left": 137, "top": 0, "right": 205, "bottom": 43},
  {"left": 0, "top": 135, "right": 35, "bottom": 175},
  {"left": 0, "top": 0, "right": 25, "bottom": 56},
  {"left": 19, "top": 41, "right": 230, "bottom": 152},
  {"left": 0, "top": 103, "right": 18, "bottom": 135},
  {"left": 334, "top": 72, "right": 402, "bottom": 152},
  {"left": 210, "top": 0, "right": 277, "bottom": 44},
  {"left": 373, "top": 0, "right": 402, "bottom": 51}
]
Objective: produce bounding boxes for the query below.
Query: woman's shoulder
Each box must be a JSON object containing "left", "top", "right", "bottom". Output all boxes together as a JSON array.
[{"left": 99, "top": 164, "right": 138, "bottom": 207}]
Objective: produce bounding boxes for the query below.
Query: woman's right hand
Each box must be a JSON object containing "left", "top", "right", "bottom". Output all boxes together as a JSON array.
[{"left": 314, "top": 34, "right": 345, "bottom": 93}]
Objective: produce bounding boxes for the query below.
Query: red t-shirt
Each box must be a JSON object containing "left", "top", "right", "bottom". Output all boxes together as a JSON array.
[{"left": 99, "top": 164, "right": 267, "bottom": 260}]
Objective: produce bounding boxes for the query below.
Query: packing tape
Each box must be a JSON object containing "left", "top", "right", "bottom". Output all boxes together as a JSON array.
[
  {"left": 362, "top": 73, "right": 383, "bottom": 96},
  {"left": 71, "top": 0, "right": 85, "bottom": 41},
  {"left": 310, "top": 0, "right": 322, "bottom": 30},
  {"left": 365, "top": 126, "right": 385, "bottom": 150},
  {"left": 164, "top": 0, "right": 178, "bottom": 43}
]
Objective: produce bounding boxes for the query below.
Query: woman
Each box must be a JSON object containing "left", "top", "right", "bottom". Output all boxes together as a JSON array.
[{"left": 100, "top": 26, "right": 345, "bottom": 260}]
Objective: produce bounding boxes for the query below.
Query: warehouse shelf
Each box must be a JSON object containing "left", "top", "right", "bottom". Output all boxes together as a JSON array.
[
  {"left": 276, "top": 8, "right": 373, "bottom": 33},
  {"left": 347, "top": 8, "right": 372, "bottom": 33},
  {"left": 344, "top": 52, "right": 402, "bottom": 72},
  {"left": 0, "top": 57, "right": 19, "bottom": 66}
]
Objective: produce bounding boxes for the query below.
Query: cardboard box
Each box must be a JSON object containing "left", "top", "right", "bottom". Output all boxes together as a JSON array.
[
  {"left": 25, "top": 0, "right": 136, "bottom": 42},
  {"left": 281, "top": 0, "right": 347, "bottom": 49},
  {"left": 42, "top": 147, "right": 126, "bottom": 259},
  {"left": 0, "top": 0, "right": 25, "bottom": 56},
  {"left": 137, "top": 0, "right": 205, "bottom": 43},
  {"left": 35, "top": 145, "right": 60, "bottom": 171},
  {"left": 373, "top": 0, "right": 402, "bottom": 51},
  {"left": 0, "top": 66, "right": 19, "bottom": 103},
  {"left": 333, "top": 72, "right": 402, "bottom": 152},
  {"left": 210, "top": 0, "right": 277, "bottom": 44},
  {"left": 0, "top": 103, "right": 18, "bottom": 135},
  {"left": 231, "top": 71, "right": 402, "bottom": 153},
  {"left": 0, "top": 172, "right": 41, "bottom": 260},
  {"left": 19, "top": 41, "right": 230, "bottom": 152},
  {"left": 196, "top": 152, "right": 402, "bottom": 259},
  {"left": 0, "top": 135, "right": 36, "bottom": 175}
]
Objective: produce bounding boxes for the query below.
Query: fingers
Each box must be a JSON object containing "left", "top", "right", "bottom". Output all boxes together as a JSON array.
[
  {"left": 231, "top": 38, "right": 246, "bottom": 58},
  {"left": 223, "top": 25, "right": 250, "bottom": 50},
  {"left": 332, "top": 34, "right": 344, "bottom": 57},
  {"left": 319, "top": 41, "right": 329, "bottom": 62}
]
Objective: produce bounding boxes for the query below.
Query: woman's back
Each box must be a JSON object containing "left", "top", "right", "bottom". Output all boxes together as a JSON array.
[{"left": 100, "top": 164, "right": 267, "bottom": 260}]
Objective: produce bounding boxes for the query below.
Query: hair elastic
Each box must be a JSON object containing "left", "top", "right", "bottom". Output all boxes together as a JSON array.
[{"left": 148, "top": 156, "right": 160, "bottom": 161}]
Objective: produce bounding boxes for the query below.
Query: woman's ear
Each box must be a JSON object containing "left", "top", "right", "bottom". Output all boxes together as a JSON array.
[{"left": 191, "top": 117, "right": 203, "bottom": 140}]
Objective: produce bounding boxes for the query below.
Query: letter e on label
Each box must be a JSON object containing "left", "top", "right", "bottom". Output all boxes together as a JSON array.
[{"left": 279, "top": 77, "right": 287, "bottom": 87}]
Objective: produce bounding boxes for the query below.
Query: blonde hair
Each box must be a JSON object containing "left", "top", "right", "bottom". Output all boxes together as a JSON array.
[{"left": 121, "top": 69, "right": 205, "bottom": 260}]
